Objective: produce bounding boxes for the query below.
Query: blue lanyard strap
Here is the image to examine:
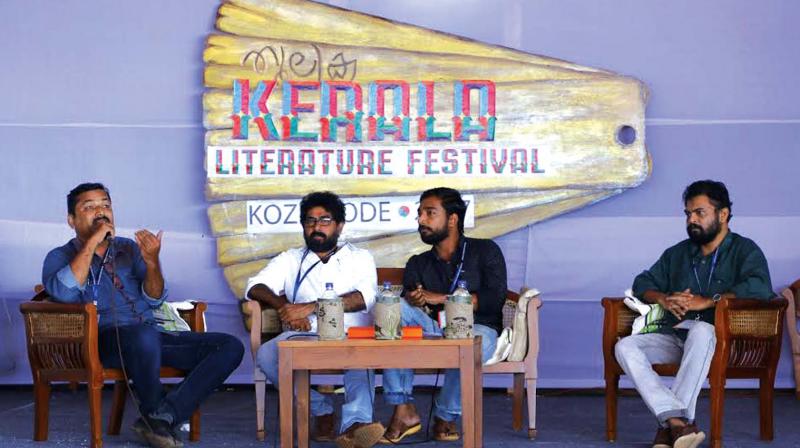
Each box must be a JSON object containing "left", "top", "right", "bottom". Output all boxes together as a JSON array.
[
  {"left": 692, "top": 247, "right": 719, "bottom": 296},
  {"left": 292, "top": 249, "right": 323, "bottom": 303},
  {"left": 448, "top": 240, "right": 468, "bottom": 294}
]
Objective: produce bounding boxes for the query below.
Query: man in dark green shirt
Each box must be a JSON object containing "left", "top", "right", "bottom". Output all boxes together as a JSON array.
[{"left": 616, "top": 180, "right": 773, "bottom": 448}]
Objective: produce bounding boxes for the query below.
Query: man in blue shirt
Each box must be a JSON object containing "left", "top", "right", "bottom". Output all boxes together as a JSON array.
[{"left": 42, "top": 183, "right": 244, "bottom": 448}]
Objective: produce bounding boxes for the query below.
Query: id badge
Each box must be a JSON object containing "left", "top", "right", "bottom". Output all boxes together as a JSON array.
[{"left": 437, "top": 310, "right": 447, "bottom": 329}]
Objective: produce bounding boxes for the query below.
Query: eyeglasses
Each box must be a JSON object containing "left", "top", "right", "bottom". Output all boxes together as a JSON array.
[{"left": 302, "top": 216, "right": 335, "bottom": 227}]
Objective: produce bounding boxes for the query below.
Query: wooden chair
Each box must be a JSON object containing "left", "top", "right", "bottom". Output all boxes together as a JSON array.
[
  {"left": 601, "top": 296, "right": 787, "bottom": 448},
  {"left": 780, "top": 279, "right": 800, "bottom": 399},
  {"left": 20, "top": 288, "right": 206, "bottom": 448},
  {"left": 248, "top": 267, "right": 542, "bottom": 440}
]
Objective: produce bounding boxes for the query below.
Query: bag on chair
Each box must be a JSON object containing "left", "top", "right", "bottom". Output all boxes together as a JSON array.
[{"left": 507, "top": 287, "right": 540, "bottom": 362}]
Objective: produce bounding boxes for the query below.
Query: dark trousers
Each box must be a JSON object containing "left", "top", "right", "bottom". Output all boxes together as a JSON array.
[{"left": 99, "top": 324, "right": 244, "bottom": 424}]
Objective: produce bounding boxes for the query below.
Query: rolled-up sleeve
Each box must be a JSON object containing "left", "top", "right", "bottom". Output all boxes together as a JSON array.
[
  {"left": 244, "top": 251, "right": 292, "bottom": 300},
  {"left": 42, "top": 248, "right": 85, "bottom": 303}
]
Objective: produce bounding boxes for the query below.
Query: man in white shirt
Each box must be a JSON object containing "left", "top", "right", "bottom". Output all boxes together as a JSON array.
[{"left": 245, "top": 191, "right": 383, "bottom": 448}]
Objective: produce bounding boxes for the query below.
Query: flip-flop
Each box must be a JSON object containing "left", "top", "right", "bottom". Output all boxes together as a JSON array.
[
  {"left": 433, "top": 429, "right": 460, "bottom": 442},
  {"left": 432, "top": 419, "right": 460, "bottom": 442},
  {"left": 377, "top": 422, "right": 422, "bottom": 444},
  {"left": 336, "top": 422, "right": 386, "bottom": 448}
]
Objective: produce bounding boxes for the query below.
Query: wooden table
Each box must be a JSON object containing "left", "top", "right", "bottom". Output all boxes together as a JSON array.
[{"left": 278, "top": 337, "right": 483, "bottom": 448}]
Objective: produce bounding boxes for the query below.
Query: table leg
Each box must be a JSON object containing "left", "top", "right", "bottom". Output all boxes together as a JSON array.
[
  {"left": 296, "top": 370, "right": 310, "bottom": 448},
  {"left": 279, "top": 347, "right": 294, "bottom": 448},
  {"left": 473, "top": 340, "right": 483, "bottom": 448},
  {"left": 460, "top": 344, "right": 476, "bottom": 448}
]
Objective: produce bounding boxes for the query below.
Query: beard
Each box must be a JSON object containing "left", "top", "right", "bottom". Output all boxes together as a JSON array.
[
  {"left": 304, "top": 230, "right": 339, "bottom": 253},
  {"left": 686, "top": 217, "right": 721, "bottom": 245},
  {"left": 418, "top": 225, "right": 448, "bottom": 245}
]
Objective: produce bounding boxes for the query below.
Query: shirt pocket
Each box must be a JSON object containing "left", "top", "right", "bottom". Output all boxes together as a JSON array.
[{"left": 711, "top": 273, "right": 733, "bottom": 294}]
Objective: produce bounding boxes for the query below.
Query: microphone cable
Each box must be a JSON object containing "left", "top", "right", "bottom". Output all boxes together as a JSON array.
[{"left": 104, "top": 239, "right": 162, "bottom": 439}]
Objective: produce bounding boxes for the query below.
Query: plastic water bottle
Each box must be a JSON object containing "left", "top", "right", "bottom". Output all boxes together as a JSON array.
[
  {"left": 445, "top": 280, "right": 474, "bottom": 339},
  {"left": 317, "top": 282, "right": 345, "bottom": 340},
  {"left": 374, "top": 281, "right": 401, "bottom": 340}
]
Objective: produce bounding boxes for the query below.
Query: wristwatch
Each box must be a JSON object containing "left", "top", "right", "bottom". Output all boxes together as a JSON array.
[{"left": 712, "top": 293, "right": 722, "bottom": 303}]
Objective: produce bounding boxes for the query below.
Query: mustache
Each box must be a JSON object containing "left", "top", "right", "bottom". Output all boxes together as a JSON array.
[
  {"left": 418, "top": 225, "right": 432, "bottom": 232},
  {"left": 687, "top": 224, "right": 702, "bottom": 232},
  {"left": 93, "top": 217, "right": 110, "bottom": 225},
  {"left": 310, "top": 231, "right": 327, "bottom": 239}
]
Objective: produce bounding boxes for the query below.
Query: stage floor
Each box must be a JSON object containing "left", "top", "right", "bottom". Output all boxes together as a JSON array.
[{"left": 1, "top": 386, "right": 798, "bottom": 447}]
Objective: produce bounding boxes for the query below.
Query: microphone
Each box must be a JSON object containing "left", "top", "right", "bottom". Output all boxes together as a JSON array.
[{"left": 105, "top": 232, "right": 114, "bottom": 242}]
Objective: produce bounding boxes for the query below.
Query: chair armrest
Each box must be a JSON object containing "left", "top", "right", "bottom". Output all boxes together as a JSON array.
[
  {"left": 246, "top": 300, "right": 265, "bottom": 360},
  {"left": 176, "top": 301, "right": 207, "bottom": 333},
  {"left": 19, "top": 301, "right": 100, "bottom": 373},
  {"left": 713, "top": 297, "right": 788, "bottom": 370},
  {"left": 524, "top": 296, "right": 542, "bottom": 362}
]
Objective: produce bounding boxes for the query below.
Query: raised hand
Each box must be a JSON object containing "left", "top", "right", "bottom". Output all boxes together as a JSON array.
[{"left": 135, "top": 230, "right": 163, "bottom": 266}]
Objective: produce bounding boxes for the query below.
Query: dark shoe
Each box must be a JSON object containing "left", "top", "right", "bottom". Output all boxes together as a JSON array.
[
  {"left": 671, "top": 424, "right": 705, "bottom": 448},
  {"left": 335, "top": 422, "right": 385, "bottom": 448},
  {"left": 432, "top": 417, "right": 460, "bottom": 442},
  {"left": 653, "top": 427, "right": 672, "bottom": 448},
  {"left": 313, "top": 413, "right": 336, "bottom": 442},
  {"left": 131, "top": 417, "right": 183, "bottom": 448}
]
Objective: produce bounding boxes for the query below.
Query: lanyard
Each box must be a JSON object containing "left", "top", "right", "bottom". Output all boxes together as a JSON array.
[
  {"left": 292, "top": 248, "right": 336, "bottom": 303},
  {"left": 448, "top": 240, "right": 468, "bottom": 294},
  {"left": 692, "top": 247, "right": 719, "bottom": 296},
  {"left": 89, "top": 245, "right": 113, "bottom": 301}
]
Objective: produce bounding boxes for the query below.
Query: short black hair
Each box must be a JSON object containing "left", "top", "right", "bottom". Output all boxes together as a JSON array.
[
  {"left": 67, "top": 183, "right": 110, "bottom": 215},
  {"left": 300, "top": 191, "right": 346, "bottom": 224},
  {"left": 420, "top": 187, "right": 467, "bottom": 234},
  {"left": 683, "top": 179, "right": 732, "bottom": 222}
]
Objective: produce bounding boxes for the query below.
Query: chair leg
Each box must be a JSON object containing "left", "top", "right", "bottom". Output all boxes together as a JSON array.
[
  {"left": 511, "top": 373, "right": 523, "bottom": 431},
  {"left": 709, "top": 378, "right": 725, "bottom": 448},
  {"left": 108, "top": 381, "right": 127, "bottom": 435},
  {"left": 793, "top": 353, "right": 800, "bottom": 400},
  {"left": 33, "top": 380, "right": 51, "bottom": 441},
  {"left": 189, "top": 410, "right": 201, "bottom": 442},
  {"left": 604, "top": 374, "right": 618, "bottom": 442},
  {"left": 89, "top": 383, "right": 104, "bottom": 448},
  {"left": 525, "top": 377, "right": 537, "bottom": 439},
  {"left": 759, "top": 376, "right": 774, "bottom": 440},
  {"left": 255, "top": 373, "right": 267, "bottom": 441}
]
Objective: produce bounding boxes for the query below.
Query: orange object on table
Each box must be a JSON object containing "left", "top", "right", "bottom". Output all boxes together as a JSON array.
[{"left": 347, "top": 326, "right": 423, "bottom": 339}]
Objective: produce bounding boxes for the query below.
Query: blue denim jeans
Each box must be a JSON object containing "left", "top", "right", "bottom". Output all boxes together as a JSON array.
[
  {"left": 257, "top": 331, "right": 376, "bottom": 433},
  {"left": 382, "top": 300, "right": 498, "bottom": 422},
  {"left": 615, "top": 321, "right": 716, "bottom": 425},
  {"left": 99, "top": 324, "right": 245, "bottom": 425}
]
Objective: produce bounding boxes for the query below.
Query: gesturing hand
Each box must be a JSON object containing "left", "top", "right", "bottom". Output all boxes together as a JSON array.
[{"left": 135, "top": 230, "right": 163, "bottom": 266}]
